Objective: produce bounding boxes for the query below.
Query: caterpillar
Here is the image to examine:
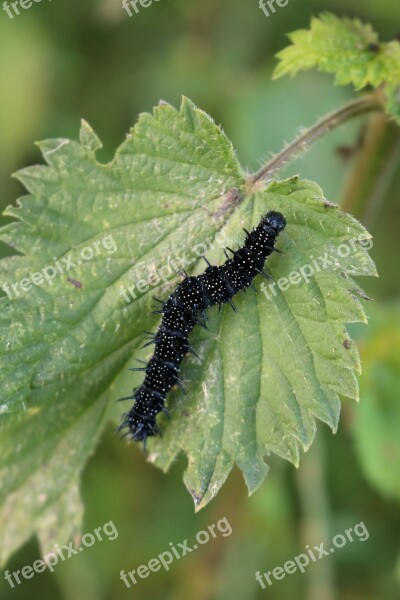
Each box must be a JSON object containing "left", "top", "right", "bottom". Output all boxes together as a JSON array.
[{"left": 118, "top": 211, "right": 286, "bottom": 447}]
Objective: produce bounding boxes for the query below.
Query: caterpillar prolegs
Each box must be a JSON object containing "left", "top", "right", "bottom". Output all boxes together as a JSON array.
[{"left": 118, "top": 211, "right": 286, "bottom": 447}]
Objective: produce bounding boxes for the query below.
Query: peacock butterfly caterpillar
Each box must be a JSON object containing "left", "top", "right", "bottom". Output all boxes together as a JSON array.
[{"left": 118, "top": 211, "right": 286, "bottom": 448}]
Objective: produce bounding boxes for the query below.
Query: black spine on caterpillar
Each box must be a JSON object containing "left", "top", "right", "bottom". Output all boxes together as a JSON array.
[{"left": 118, "top": 211, "right": 286, "bottom": 447}]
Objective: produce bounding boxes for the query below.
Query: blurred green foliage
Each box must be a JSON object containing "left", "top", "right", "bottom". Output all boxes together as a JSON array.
[{"left": 0, "top": 0, "right": 399, "bottom": 599}]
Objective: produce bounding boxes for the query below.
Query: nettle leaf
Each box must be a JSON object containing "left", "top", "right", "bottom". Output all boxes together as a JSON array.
[
  {"left": 0, "top": 98, "right": 375, "bottom": 563},
  {"left": 273, "top": 13, "right": 400, "bottom": 123}
]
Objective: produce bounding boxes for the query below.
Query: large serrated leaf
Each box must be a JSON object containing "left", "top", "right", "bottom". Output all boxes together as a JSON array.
[{"left": 0, "top": 98, "right": 375, "bottom": 563}]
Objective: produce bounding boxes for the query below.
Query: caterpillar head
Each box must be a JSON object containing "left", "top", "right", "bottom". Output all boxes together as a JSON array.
[{"left": 264, "top": 211, "right": 286, "bottom": 233}]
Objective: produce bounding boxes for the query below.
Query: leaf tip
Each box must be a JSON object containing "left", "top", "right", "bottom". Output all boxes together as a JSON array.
[{"left": 79, "top": 120, "right": 102, "bottom": 153}]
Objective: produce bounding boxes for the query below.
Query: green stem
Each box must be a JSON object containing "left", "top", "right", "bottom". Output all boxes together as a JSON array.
[{"left": 248, "top": 92, "right": 384, "bottom": 186}]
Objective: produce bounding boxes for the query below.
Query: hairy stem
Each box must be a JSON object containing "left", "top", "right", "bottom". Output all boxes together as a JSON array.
[{"left": 249, "top": 91, "right": 385, "bottom": 186}]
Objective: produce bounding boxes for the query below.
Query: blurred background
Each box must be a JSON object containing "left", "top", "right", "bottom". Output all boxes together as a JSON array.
[{"left": 0, "top": 0, "right": 399, "bottom": 599}]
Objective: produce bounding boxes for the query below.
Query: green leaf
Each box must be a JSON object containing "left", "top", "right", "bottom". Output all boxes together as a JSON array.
[
  {"left": 352, "top": 303, "right": 400, "bottom": 501},
  {"left": 0, "top": 98, "right": 375, "bottom": 562},
  {"left": 273, "top": 13, "right": 400, "bottom": 123}
]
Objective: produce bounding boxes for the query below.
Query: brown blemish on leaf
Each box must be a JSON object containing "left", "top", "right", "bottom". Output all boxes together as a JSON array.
[
  {"left": 190, "top": 489, "right": 202, "bottom": 505},
  {"left": 67, "top": 277, "right": 83, "bottom": 289},
  {"left": 207, "top": 187, "right": 243, "bottom": 220}
]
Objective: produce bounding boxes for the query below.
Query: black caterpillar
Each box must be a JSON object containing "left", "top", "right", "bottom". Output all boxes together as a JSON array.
[{"left": 118, "top": 211, "right": 286, "bottom": 447}]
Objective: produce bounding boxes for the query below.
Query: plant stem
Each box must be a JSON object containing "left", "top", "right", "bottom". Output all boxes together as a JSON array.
[{"left": 249, "top": 91, "right": 385, "bottom": 186}]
